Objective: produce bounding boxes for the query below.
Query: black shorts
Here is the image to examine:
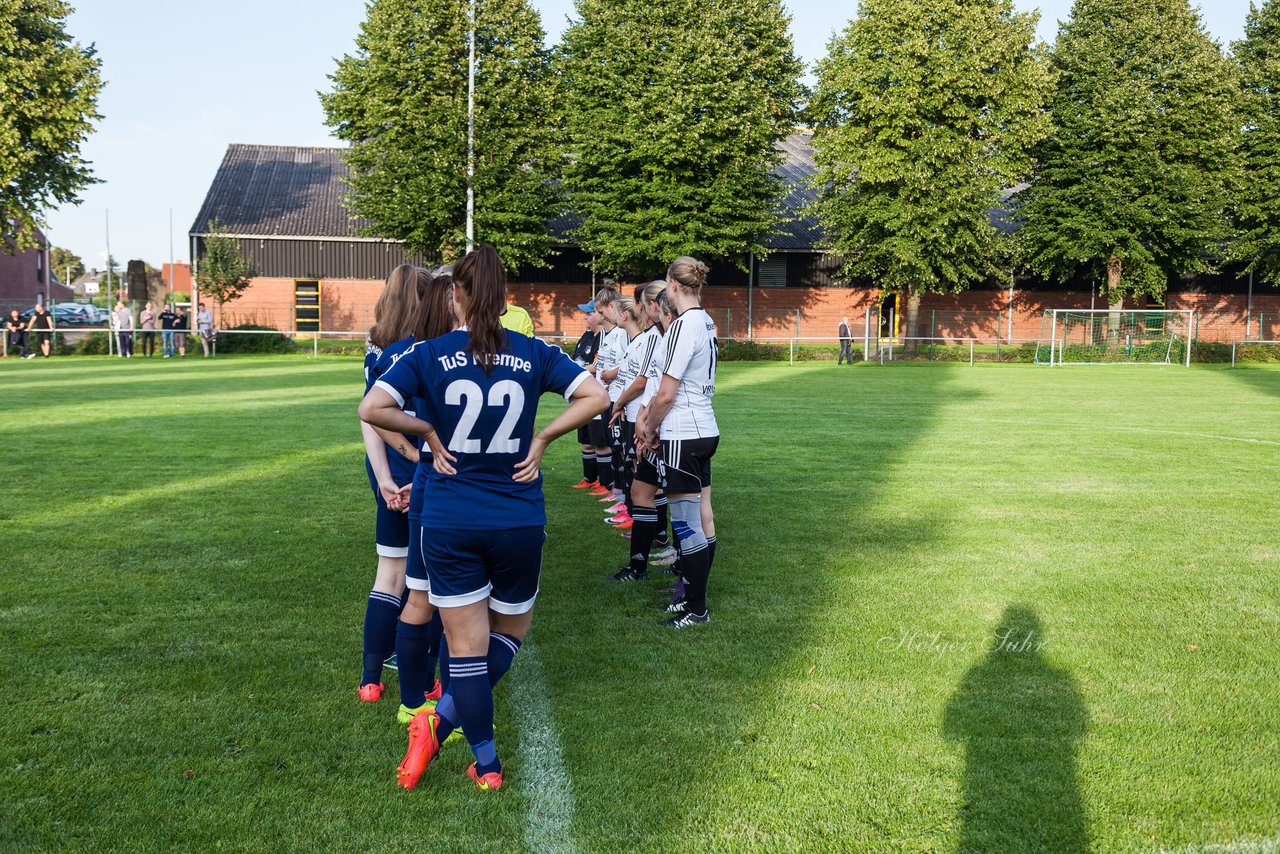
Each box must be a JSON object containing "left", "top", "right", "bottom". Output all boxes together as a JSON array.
[
  {"left": 36, "top": 331, "right": 52, "bottom": 343},
  {"left": 587, "top": 407, "right": 610, "bottom": 447},
  {"left": 576, "top": 424, "right": 591, "bottom": 444},
  {"left": 661, "top": 436, "right": 718, "bottom": 494},
  {"left": 610, "top": 418, "right": 634, "bottom": 455},
  {"left": 634, "top": 449, "right": 665, "bottom": 489}
]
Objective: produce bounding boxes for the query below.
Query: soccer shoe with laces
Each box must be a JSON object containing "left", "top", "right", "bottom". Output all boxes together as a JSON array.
[
  {"left": 397, "top": 711, "right": 443, "bottom": 790},
  {"left": 357, "top": 682, "right": 385, "bottom": 702},
  {"left": 661, "top": 609, "right": 709, "bottom": 628},
  {"left": 466, "top": 762, "right": 504, "bottom": 791},
  {"left": 383, "top": 653, "right": 398, "bottom": 672},
  {"left": 572, "top": 479, "right": 597, "bottom": 489},
  {"left": 607, "top": 566, "right": 647, "bottom": 582},
  {"left": 602, "top": 501, "right": 627, "bottom": 515},
  {"left": 395, "top": 680, "right": 442, "bottom": 725},
  {"left": 648, "top": 546, "right": 677, "bottom": 566},
  {"left": 660, "top": 597, "right": 688, "bottom": 613},
  {"left": 598, "top": 492, "right": 620, "bottom": 503},
  {"left": 608, "top": 516, "right": 633, "bottom": 530},
  {"left": 588, "top": 484, "right": 611, "bottom": 497}
]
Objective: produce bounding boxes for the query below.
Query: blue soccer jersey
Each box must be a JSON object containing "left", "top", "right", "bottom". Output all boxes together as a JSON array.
[
  {"left": 376, "top": 329, "right": 589, "bottom": 530},
  {"left": 364, "top": 336, "right": 420, "bottom": 490}
]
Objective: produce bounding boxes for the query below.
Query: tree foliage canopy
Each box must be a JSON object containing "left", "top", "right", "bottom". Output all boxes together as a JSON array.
[
  {"left": 196, "top": 223, "right": 258, "bottom": 307},
  {"left": 811, "top": 0, "right": 1051, "bottom": 295},
  {"left": 0, "top": 0, "right": 104, "bottom": 250},
  {"left": 1013, "top": 0, "right": 1240, "bottom": 299},
  {"left": 321, "top": 0, "right": 559, "bottom": 268},
  {"left": 559, "top": 0, "right": 804, "bottom": 277},
  {"left": 50, "top": 245, "right": 84, "bottom": 283},
  {"left": 1232, "top": 0, "right": 1280, "bottom": 285}
]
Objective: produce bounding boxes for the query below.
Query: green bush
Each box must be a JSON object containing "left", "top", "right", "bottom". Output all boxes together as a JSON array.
[
  {"left": 72, "top": 331, "right": 110, "bottom": 355},
  {"left": 214, "top": 324, "right": 296, "bottom": 354}
]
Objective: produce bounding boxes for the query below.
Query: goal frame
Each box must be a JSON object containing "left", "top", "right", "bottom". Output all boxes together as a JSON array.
[{"left": 1041, "top": 309, "right": 1194, "bottom": 367}]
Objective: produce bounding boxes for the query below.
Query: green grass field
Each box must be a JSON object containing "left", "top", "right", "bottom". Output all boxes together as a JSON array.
[{"left": 2, "top": 356, "right": 1278, "bottom": 853}]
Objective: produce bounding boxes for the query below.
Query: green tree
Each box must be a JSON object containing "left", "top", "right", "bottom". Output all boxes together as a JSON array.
[
  {"left": 0, "top": 0, "right": 104, "bottom": 250},
  {"left": 321, "top": 0, "right": 559, "bottom": 268},
  {"left": 50, "top": 245, "right": 84, "bottom": 283},
  {"left": 812, "top": 0, "right": 1051, "bottom": 349},
  {"left": 1232, "top": 0, "right": 1280, "bottom": 285},
  {"left": 1013, "top": 0, "right": 1240, "bottom": 304},
  {"left": 559, "top": 0, "right": 805, "bottom": 277},
  {"left": 195, "top": 223, "right": 258, "bottom": 308}
]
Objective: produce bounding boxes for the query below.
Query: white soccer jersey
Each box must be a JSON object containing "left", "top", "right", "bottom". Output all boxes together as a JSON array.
[
  {"left": 619, "top": 325, "right": 661, "bottom": 421},
  {"left": 660, "top": 307, "right": 718, "bottom": 440},
  {"left": 639, "top": 327, "right": 666, "bottom": 411},
  {"left": 598, "top": 325, "right": 629, "bottom": 402}
]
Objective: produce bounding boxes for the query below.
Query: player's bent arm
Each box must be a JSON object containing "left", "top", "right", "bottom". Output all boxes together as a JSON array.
[
  {"left": 361, "top": 421, "right": 397, "bottom": 485},
  {"left": 615, "top": 374, "right": 646, "bottom": 409},
  {"left": 640, "top": 375, "right": 679, "bottom": 446},
  {"left": 359, "top": 387, "right": 451, "bottom": 466},
  {"left": 600, "top": 365, "right": 620, "bottom": 383},
  {"left": 513, "top": 377, "right": 609, "bottom": 483}
]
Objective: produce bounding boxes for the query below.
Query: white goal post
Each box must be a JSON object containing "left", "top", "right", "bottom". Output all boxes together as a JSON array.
[{"left": 1034, "top": 309, "right": 1194, "bottom": 367}]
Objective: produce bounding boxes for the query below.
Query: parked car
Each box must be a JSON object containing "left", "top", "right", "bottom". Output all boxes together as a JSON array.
[{"left": 21, "top": 304, "right": 105, "bottom": 326}]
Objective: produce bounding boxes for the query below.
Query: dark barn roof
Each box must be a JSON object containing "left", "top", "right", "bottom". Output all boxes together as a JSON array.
[
  {"left": 191, "top": 145, "right": 383, "bottom": 240},
  {"left": 191, "top": 134, "right": 824, "bottom": 250}
]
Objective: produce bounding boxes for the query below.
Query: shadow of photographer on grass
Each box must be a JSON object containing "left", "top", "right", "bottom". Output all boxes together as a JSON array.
[{"left": 943, "top": 605, "right": 1090, "bottom": 853}]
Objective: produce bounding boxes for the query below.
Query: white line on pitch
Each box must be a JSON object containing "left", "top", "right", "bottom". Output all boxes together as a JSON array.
[
  {"left": 510, "top": 641, "right": 578, "bottom": 854},
  {"left": 1155, "top": 837, "right": 1280, "bottom": 853},
  {"left": 982, "top": 418, "right": 1280, "bottom": 447}
]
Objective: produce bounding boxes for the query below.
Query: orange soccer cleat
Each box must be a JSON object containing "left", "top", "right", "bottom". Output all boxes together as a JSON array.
[
  {"left": 424, "top": 679, "right": 443, "bottom": 702},
  {"left": 466, "top": 762, "right": 504, "bottom": 792},
  {"left": 397, "top": 711, "right": 443, "bottom": 790},
  {"left": 357, "top": 682, "right": 385, "bottom": 702},
  {"left": 571, "top": 479, "right": 597, "bottom": 489}
]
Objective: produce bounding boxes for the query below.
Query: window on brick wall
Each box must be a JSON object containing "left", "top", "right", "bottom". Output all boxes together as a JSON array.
[
  {"left": 757, "top": 258, "right": 786, "bottom": 288},
  {"left": 295, "top": 280, "right": 320, "bottom": 331}
]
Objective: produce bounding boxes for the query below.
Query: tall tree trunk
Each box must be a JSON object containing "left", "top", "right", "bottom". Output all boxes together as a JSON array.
[
  {"left": 1105, "top": 253, "right": 1123, "bottom": 348},
  {"left": 904, "top": 284, "right": 922, "bottom": 354}
]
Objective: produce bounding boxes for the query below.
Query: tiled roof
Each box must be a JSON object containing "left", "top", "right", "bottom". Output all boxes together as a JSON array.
[
  {"left": 191, "top": 135, "right": 824, "bottom": 250},
  {"left": 191, "top": 145, "right": 379, "bottom": 239}
]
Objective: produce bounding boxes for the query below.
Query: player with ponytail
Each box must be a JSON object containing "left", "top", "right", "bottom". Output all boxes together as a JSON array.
[
  {"left": 636, "top": 257, "right": 720, "bottom": 627},
  {"left": 360, "top": 244, "right": 607, "bottom": 791}
]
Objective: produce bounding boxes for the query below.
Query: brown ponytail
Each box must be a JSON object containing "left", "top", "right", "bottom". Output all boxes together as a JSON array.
[
  {"left": 370, "top": 264, "right": 428, "bottom": 348},
  {"left": 452, "top": 244, "right": 508, "bottom": 374},
  {"left": 414, "top": 273, "right": 455, "bottom": 341}
]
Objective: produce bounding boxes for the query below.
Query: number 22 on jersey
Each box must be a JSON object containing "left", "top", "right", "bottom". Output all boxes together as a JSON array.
[{"left": 445, "top": 379, "right": 526, "bottom": 454}]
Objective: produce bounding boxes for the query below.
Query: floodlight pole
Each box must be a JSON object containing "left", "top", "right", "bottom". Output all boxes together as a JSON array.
[{"left": 465, "top": 0, "right": 476, "bottom": 254}]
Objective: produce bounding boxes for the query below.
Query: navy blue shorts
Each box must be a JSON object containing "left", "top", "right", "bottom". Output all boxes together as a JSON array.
[
  {"left": 411, "top": 526, "right": 545, "bottom": 613},
  {"left": 374, "top": 489, "right": 410, "bottom": 558}
]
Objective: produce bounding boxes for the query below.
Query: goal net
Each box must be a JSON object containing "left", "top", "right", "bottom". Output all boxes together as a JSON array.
[{"left": 1034, "top": 309, "right": 1193, "bottom": 366}]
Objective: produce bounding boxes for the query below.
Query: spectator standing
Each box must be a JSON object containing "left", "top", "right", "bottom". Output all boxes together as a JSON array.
[
  {"left": 139, "top": 302, "right": 157, "bottom": 357},
  {"left": 197, "top": 303, "right": 214, "bottom": 357},
  {"left": 29, "top": 303, "right": 55, "bottom": 358},
  {"left": 114, "top": 301, "right": 134, "bottom": 358},
  {"left": 173, "top": 306, "right": 188, "bottom": 357},
  {"left": 5, "top": 309, "right": 30, "bottom": 358},
  {"left": 838, "top": 316, "right": 853, "bottom": 365},
  {"left": 499, "top": 297, "right": 535, "bottom": 338},
  {"left": 159, "top": 303, "right": 177, "bottom": 357}
]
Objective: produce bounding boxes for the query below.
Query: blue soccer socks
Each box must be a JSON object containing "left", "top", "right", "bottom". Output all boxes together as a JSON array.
[
  {"left": 362, "top": 591, "right": 402, "bottom": 686},
  {"left": 395, "top": 618, "right": 434, "bottom": 709}
]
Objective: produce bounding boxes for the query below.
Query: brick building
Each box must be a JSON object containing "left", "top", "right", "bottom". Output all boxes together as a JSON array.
[
  {"left": 1, "top": 228, "right": 74, "bottom": 311},
  {"left": 190, "top": 136, "right": 1280, "bottom": 344}
]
